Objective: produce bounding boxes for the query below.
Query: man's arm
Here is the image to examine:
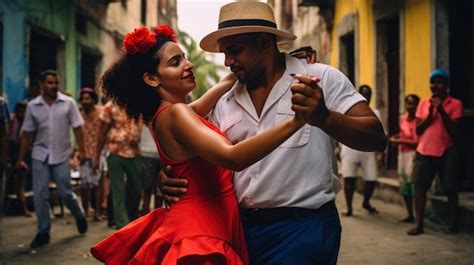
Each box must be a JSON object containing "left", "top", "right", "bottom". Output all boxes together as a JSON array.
[
  {"left": 73, "top": 126, "right": 85, "bottom": 162},
  {"left": 93, "top": 121, "right": 111, "bottom": 173},
  {"left": 416, "top": 105, "right": 434, "bottom": 135},
  {"left": 16, "top": 131, "right": 34, "bottom": 169},
  {"left": 437, "top": 105, "right": 458, "bottom": 139},
  {"left": 291, "top": 75, "right": 387, "bottom": 151}
]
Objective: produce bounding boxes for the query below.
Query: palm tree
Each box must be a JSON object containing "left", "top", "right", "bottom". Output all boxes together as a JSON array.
[{"left": 177, "top": 30, "right": 226, "bottom": 100}]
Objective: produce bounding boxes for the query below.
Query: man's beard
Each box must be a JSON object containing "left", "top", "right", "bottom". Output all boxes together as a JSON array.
[{"left": 238, "top": 68, "right": 265, "bottom": 88}]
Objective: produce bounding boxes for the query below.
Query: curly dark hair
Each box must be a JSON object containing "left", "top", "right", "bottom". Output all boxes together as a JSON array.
[
  {"left": 405, "top": 94, "right": 420, "bottom": 104},
  {"left": 101, "top": 31, "right": 175, "bottom": 123}
]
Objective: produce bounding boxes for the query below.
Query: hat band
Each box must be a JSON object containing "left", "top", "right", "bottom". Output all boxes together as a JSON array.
[{"left": 218, "top": 19, "right": 277, "bottom": 29}]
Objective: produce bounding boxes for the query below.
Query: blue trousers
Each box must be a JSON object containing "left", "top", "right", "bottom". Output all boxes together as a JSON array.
[
  {"left": 244, "top": 202, "right": 341, "bottom": 265},
  {"left": 32, "top": 159, "right": 85, "bottom": 234}
]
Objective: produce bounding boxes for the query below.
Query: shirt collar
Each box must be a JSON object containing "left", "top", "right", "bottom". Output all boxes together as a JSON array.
[
  {"left": 35, "top": 92, "right": 67, "bottom": 105},
  {"left": 230, "top": 53, "right": 308, "bottom": 121}
]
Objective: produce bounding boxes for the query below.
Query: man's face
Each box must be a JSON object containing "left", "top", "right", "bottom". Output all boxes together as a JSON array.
[
  {"left": 41, "top": 75, "right": 59, "bottom": 97},
  {"left": 405, "top": 96, "right": 418, "bottom": 115},
  {"left": 218, "top": 33, "right": 265, "bottom": 83},
  {"left": 80, "top": 93, "right": 95, "bottom": 109},
  {"left": 16, "top": 106, "right": 26, "bottom": 122},
  {"left": 430, "top": 76, "right": 447, "bottom": 97}
]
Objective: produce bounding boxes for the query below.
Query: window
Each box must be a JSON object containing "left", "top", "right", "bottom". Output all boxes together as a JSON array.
[
  {"left": 29, "top": 30, "right": 59, "bottom": 84},
  {"left": 81, "top": 49, "right": 100, "bottom": 89},
  {"left": 76, "top": 12, "right": 87, "bottom": 35}
]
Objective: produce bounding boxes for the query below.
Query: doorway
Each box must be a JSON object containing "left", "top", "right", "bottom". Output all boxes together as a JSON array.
[
  {"left": 339, "top": 31, "right": 355, "bottom": 85},
  {"left": 376, "top": 16, "right": 400, "bottom": 170},
  {"left": 80, "top": 49, "right": 101, "bottom": 89},
  {"left": 29, "top": 30, "right": 60, "bottom": 83},
  {"left": 448, "top": 0, "right": 474, "bottom": 190}
]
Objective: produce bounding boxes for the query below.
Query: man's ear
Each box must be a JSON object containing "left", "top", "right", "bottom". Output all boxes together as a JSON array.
[{"left": 143, "top": 73, "right": 160, "bottom": 87}]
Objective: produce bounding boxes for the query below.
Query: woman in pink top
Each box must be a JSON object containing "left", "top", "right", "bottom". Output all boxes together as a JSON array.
[{"left": 389, "top": 94, "right": 419, "bottom": 223}]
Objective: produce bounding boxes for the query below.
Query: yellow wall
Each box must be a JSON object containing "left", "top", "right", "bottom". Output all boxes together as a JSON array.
[
  {"left": 357, "top": 0, "right": 375, "bottom": 88},
  {"left": 331, "top": 0, "right": 432, "bottom": 103},
  {"left": 330, "top": 1, "right": 356, "bottom": 69},
  {"left": 404, "top": 0, "right": 431, "bottom": 99},
  {"left": 330, "top": 0, "right": 375, "bottom": 101}
]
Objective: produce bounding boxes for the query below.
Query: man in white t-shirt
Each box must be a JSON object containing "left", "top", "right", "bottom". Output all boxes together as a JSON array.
[
  {"left": 159, "top": 2, "right": 387, "bottom": 264},
  {"left": 339, "top": 85, "right": 385, "bottom": 216}
]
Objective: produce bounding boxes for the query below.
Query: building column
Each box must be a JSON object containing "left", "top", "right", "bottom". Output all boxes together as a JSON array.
[
  {"left": 65, "top": 3, "right": 78, "bottom": 97},
  {"left": 2, "top": 5, "right": 27, "bottom": 111}
]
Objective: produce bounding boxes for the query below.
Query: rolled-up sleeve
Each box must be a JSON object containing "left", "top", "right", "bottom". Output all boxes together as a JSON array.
[
  {"left": 69, "top": 100, "right": 84, "bottom": 128},
  {"left": 21, "top": 104, "right": 36, "bottom": 133},
  {"left": 319, "top": 66, "right": 366, "bottom": 114}
]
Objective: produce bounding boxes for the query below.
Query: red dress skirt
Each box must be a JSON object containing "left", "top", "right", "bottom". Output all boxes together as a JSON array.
[{"left": 91, "top": 108, "right": 249, "bottom": 265}]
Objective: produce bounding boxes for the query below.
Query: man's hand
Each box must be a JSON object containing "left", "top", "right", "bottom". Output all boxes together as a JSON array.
[
  {"left": 78, "top": 150, "right": 86, "bottom": 164},
  {"left": 431, "top": 96, "right": 442, "bottom": 109},
  {"left": 92, "top": 158, "right": 100, "bottom": 175},
  {"left": 290, "top": 74, "right": 329, "bottom": 128},
  {"left": 156, "top": 165, "right": 188, "bottom": 209},
  {"left": 16, "top": 160, "right": 28, "bottom": 170},
  {"left": 389, "top": 134, "right": 400, "bottom": 147}
]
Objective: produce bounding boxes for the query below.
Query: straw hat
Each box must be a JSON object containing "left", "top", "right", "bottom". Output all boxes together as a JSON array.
[{"left": 200, "top": 1, "right": 297, "bottom": 52}]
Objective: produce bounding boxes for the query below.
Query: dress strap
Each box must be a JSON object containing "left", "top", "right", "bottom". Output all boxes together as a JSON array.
[{"left": 151, "top": 105, "right": 171, "bottom": 126}]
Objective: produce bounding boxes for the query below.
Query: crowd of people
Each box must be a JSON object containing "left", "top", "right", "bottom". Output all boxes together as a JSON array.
[
  {"left": 0, "top": 71, "right": 165, "bottom": 248},
  {"left": 0, "top": 1, "right": 464, "bottom": 264}
]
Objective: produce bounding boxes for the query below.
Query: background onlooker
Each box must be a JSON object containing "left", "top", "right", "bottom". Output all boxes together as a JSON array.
[
  {"left": 340, "top": 85, "right": 385, "bottom": 216},
  {"left": 17, "top": 70, "right": 88, "bottom": 248},
  {"left": 94, "top": 101, "right": 143, "bottom": 229},
  {"left": 138, "top": 124, "right": 163, "bottom": 214},
  {"left": 407, "top": 69, "right": 463, "bottom": 236},
  {"left": 79, "top": 88, "right": 103, "bottom": 221},
  {"left": 0, "top": 95, "right": 10, "bottom": 214},
  {"left": 389, "top": 94, "right": 420, "bottom": 223},
  {"left": 7, "top": 101, "right": 32, "bottom": 217}
]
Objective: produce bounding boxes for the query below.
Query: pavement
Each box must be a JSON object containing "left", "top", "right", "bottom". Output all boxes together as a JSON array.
[{"left": 1, "top": 193, "right": 473, "bottom": 265}]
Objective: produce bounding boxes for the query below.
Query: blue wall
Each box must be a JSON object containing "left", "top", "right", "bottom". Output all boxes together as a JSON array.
[{"left": 1, "top": 1, "right": 28, "bottom": 111}]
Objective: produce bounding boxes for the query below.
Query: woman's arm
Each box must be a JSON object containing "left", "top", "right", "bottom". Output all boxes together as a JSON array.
[
  {"left": 390, "top": 137, "right": 418, "bottom": 148},
  {"left": 164, "top": 104, "right": 304, "bottom": 171},
  {"left": 189, "top": 73, "right": 236, "bottom": 117}
]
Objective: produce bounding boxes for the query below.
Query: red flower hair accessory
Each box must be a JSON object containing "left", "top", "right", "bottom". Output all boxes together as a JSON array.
[
  {"left": 123, "top": 27, "right": 157, "bottom": 55},
  {"left": 153, "top": 25, "right": 177, "bottom": 42}
]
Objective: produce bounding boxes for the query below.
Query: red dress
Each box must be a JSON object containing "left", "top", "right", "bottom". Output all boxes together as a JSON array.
[{"left": 91, "top": 106, "right": 249, "bottom": 265}]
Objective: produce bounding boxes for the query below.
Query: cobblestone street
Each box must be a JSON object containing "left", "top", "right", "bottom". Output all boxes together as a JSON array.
[{"left": 1, "top": 193, "right": 473, "bottom": 265}]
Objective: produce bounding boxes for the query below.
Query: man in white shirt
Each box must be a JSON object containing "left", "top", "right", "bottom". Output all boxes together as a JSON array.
[
  {"left": 340, "top": 85, "right": 384, "bottom": 216},
  {"left": 159, "top": 2, "right": 386, "bottom": 264},
  {"left": 17, "top": 70, "right": 88, "bottom": 248}
]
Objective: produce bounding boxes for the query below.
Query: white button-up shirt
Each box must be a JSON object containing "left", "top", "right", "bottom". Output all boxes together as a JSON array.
[
  {"left": 211, "top": 54, "right": 365, "bottom": 209},
  {"left": 21, "top": 92, "right": 84, "bottom": 165}
]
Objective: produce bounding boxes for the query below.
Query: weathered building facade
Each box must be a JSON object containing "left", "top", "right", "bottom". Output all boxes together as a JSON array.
[
  {"left": 0, "top": 0, "right": 177, "bottom": 111},
  {"left": 271, "top": 0, "right": 473, "bottom": 191}
]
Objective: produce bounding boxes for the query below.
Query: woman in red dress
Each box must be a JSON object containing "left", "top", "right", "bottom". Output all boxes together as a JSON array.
[{"left": 91, "top": 25, "right": 304, "bottom": 265}]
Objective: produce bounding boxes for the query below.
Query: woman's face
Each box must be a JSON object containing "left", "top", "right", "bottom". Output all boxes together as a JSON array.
[
  {"left": 156, "top": 42, "right": 196, "bottom": 95},
  {"left": 405, "top": 96, "right": 418, "bottom": 115}
]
